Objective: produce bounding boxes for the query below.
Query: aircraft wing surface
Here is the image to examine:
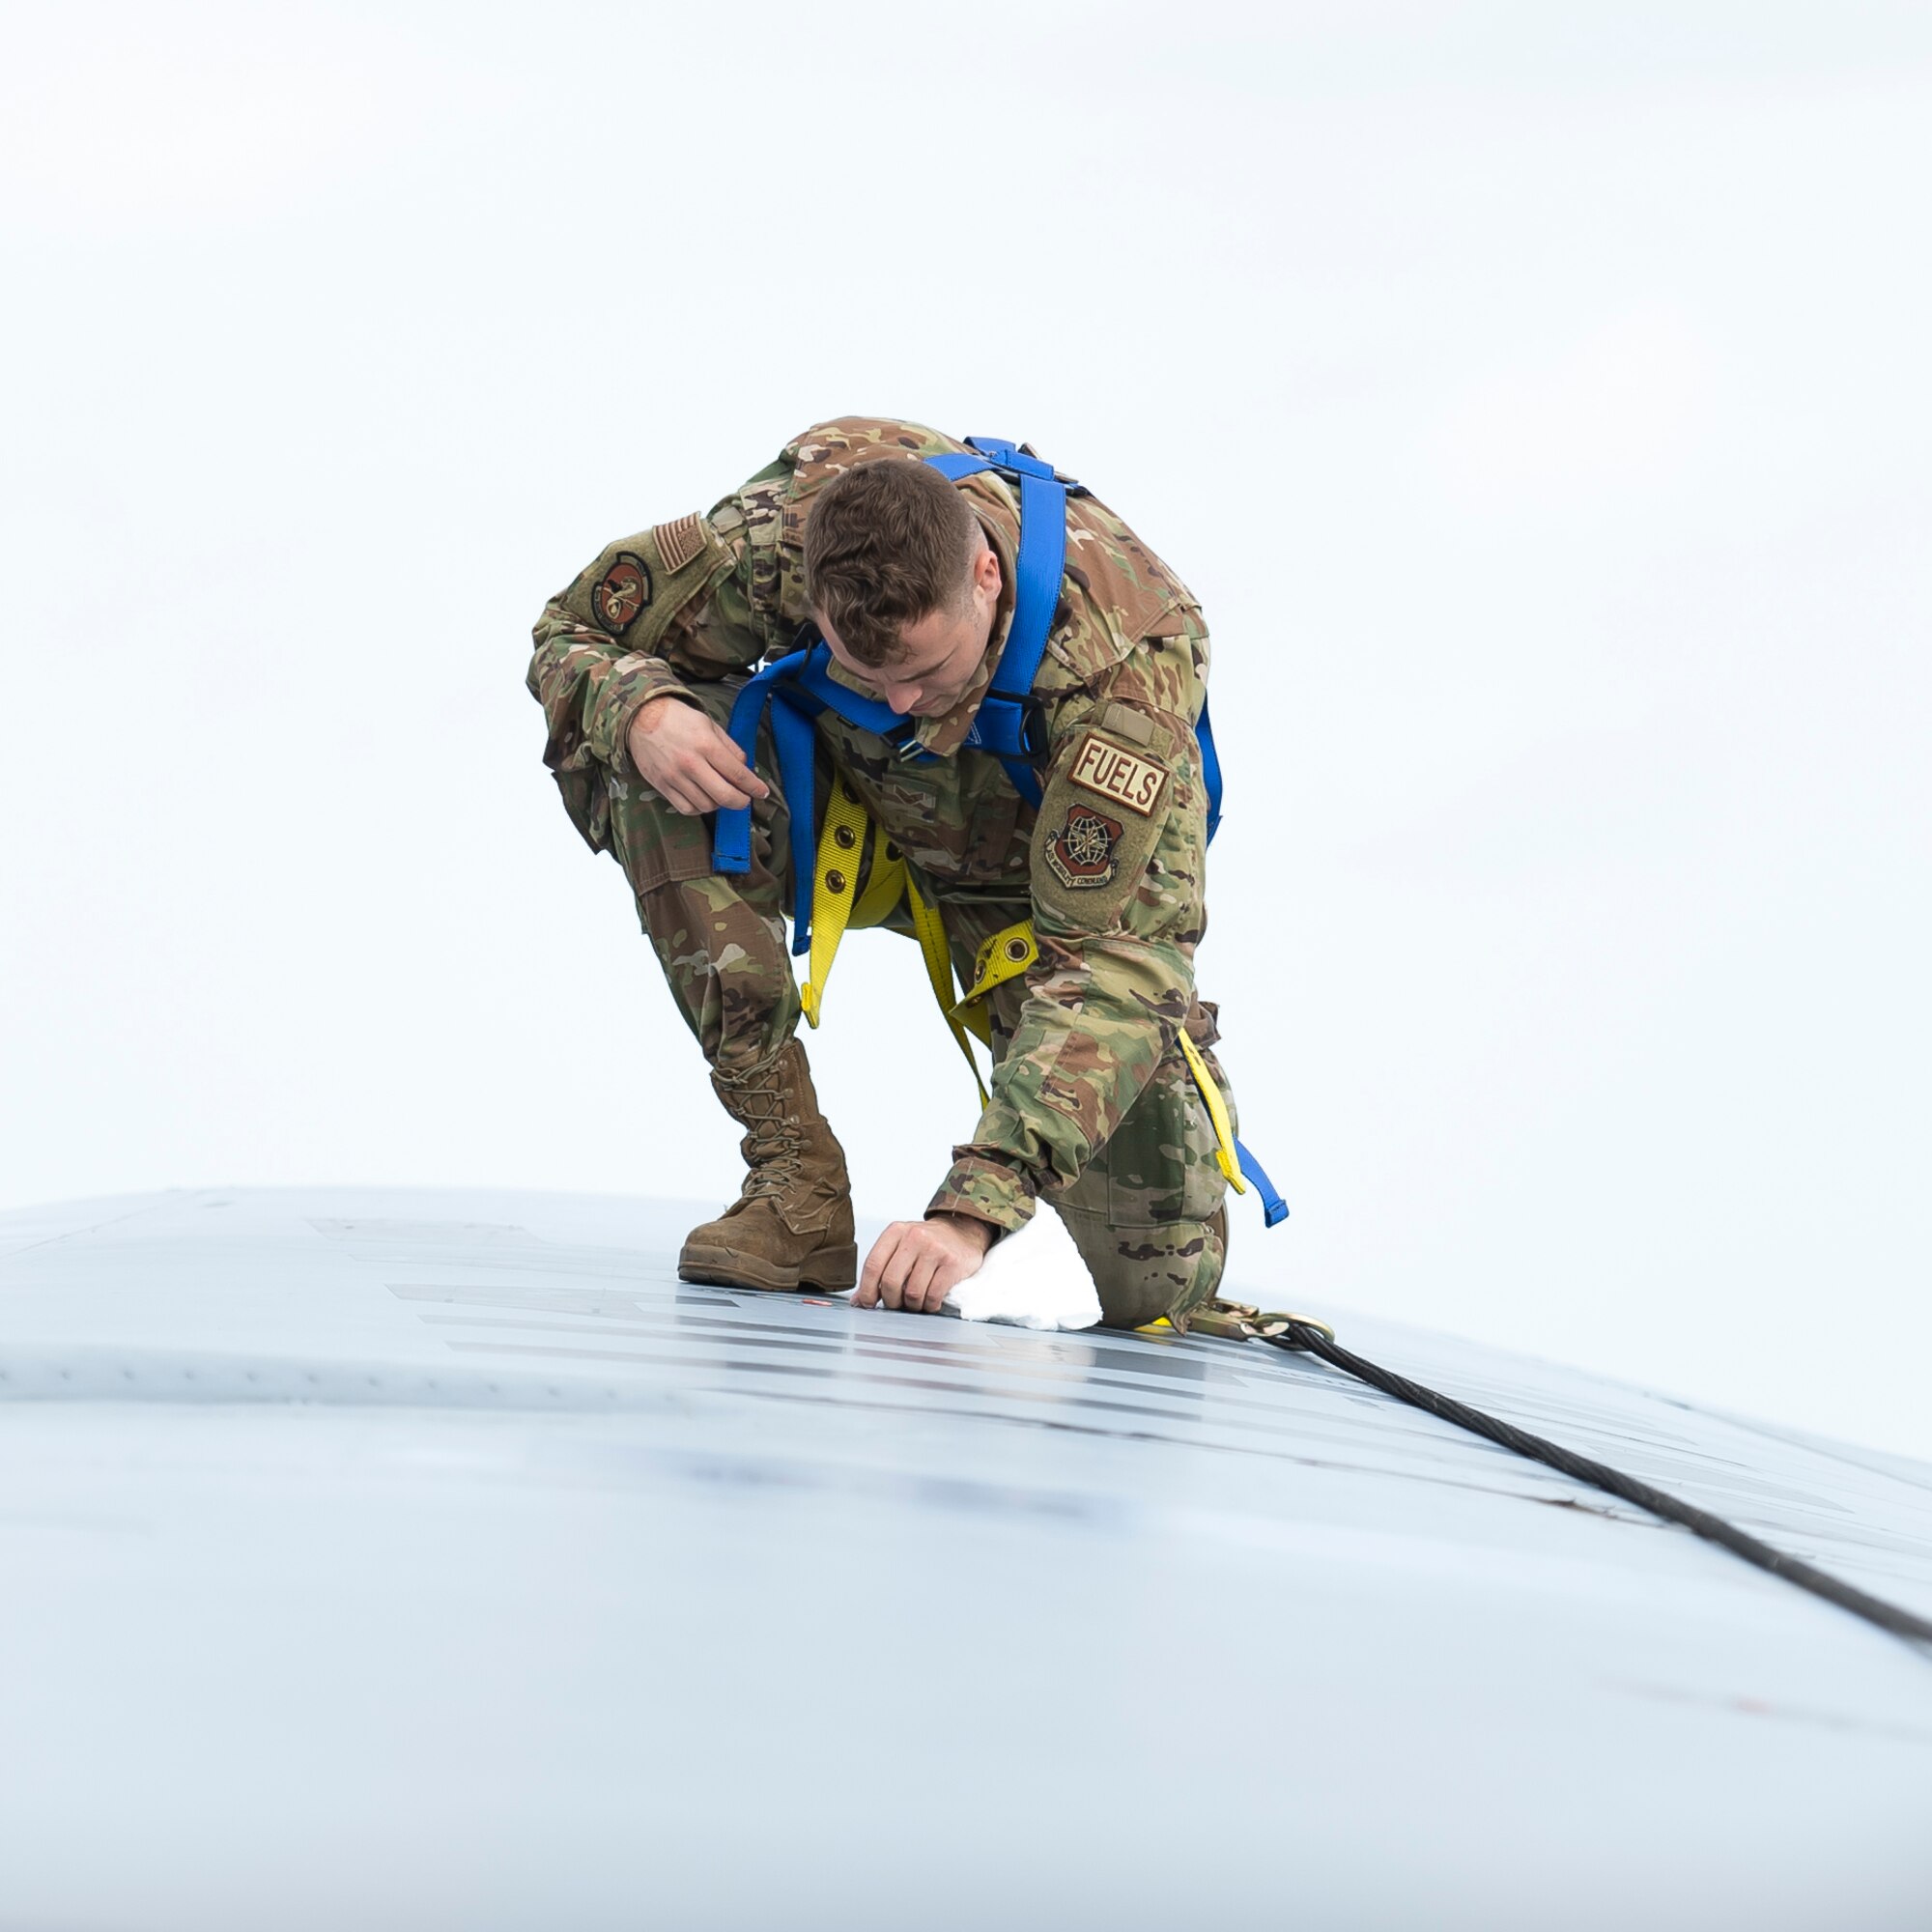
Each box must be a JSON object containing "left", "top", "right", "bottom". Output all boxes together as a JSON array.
[{"left": 2, "top": 1187, "right": 1928, "bottom": 1929}]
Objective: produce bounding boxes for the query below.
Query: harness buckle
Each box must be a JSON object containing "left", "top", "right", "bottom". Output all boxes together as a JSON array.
[
  {"left": 1177, "top": 1299, "right": 1337, "bottom": 1348},
  {"left": 965, "top": 695, "right": 1052, "bottom": 767},
  {"left": 1012, "top": 695, "right": 1051, "bottom": 763},
  {"left": 962, "top": 438, "right": 1087, "bottom": 497},
  {"left": 1183, "top": 1306, "right": 1262, "bottom": 1341}
]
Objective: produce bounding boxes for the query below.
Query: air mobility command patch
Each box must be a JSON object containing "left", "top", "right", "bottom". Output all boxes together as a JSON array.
[
  {"left": 592, "top": 553, "right": 652, "bottom": 635},
  {"left": 1044, "top": 802, "right": 1125, "bottom": 892},
  {"left": 1067, "top": 732, "right": 1166, "bottom": 817}
]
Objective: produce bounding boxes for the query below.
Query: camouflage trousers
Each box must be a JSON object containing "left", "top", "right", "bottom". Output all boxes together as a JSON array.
[{"left": 603, "top": 677, "right": 1233, "bottom": 1329}]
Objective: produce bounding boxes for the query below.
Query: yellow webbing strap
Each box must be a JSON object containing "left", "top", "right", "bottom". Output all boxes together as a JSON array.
[
  {"left": 801, "top": 774, "right": 986, "bottom": 1104},
  {"left": 950, "top": 921, "right": 1038, "bottom": 1047},
  {"left": 1177, "top": 1029, "right": 1249, "bottom": 1196},
  {"left": 801, "top": 775, "right": 874, "bottom": 1028},
  {"left": 811, "top": 828, "right": 1239, "bottom": 1157},
  {"left": 905, "top": 872, "right": 988, "bottom": 1107},
  {"left": 849, "top": 842, "right": 906, "bottom": 930},
  {"left": 943, "top": 921, "right": 1239, "bottom": 1183}
]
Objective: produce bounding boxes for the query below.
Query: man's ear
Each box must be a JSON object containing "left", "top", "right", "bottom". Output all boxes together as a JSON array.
[{"left": 974, "top": 542, "right": 1002, "bottom": 597}]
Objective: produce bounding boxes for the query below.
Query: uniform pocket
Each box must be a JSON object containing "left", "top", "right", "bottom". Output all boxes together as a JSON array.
[
  {"left": 1102, "top": 1050, "right": 1226, "bottom": 1228},
  {"left": 607, "top": 775, "right": 719, "bottom": 895}
]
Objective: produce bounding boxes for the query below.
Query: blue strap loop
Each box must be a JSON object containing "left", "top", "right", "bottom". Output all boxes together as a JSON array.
[
  {"left": 715, "top": 648, "right": 810, "bottom": 875},
  {"left": 1235, "top": 1136, "right": 1290, "bottom": 1227}
]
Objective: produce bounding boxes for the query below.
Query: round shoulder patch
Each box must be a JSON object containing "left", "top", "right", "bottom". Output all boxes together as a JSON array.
[
  {"left": 592, "top": 552, "right": 653, "bottom": 636},
  {"left": 1043, "top": 802, "right": 1124, "bottom": 892}
]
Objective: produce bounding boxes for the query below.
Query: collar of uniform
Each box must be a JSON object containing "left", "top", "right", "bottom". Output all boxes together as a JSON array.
[
  {"left": 911, "top": 506, "right": 1018, "bottom": 758},
  {"left": 821, "top": 655, "right": 882, "bottom": 700}
]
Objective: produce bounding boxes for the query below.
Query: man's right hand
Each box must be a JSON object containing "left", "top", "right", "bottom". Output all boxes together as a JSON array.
[{"left": 626, "top": 696, "right": 771, "bottom": 814}]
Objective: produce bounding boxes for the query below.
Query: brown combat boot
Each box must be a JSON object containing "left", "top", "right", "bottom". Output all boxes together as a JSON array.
[{"left": 677, "top": 1037, "right": 859, "bottom": 1293}]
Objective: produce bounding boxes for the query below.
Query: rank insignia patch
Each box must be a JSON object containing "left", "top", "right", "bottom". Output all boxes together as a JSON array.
[
  {"left": 592, "top": 553, "right": 652, "bottom": 635},
  {"left": 1068, "top": 732, "right": 1166, "bottom": 817},
  {"left": 652, "top": 514, "right": 706, "bottom": 574},
  {"left": 1043, "top": 802, "right": 1124, "bottom": 891}
]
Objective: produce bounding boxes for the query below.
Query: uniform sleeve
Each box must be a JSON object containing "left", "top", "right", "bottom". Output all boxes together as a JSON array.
[
  {"left": 927, "top": 614, "right": 1211, "bottom": 1232},
  {"left": 526, "top": 500, "right": 767, "bottom": 850}
]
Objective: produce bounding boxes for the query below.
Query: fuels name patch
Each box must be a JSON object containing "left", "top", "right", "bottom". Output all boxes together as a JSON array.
[{"left": 1068, "top": 732, "right": 1165, "bottom": 817}]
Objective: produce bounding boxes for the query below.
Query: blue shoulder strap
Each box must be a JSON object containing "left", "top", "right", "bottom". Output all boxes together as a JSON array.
[{"left": 923, "top": 440, "right": 1074, "bottom": 810}]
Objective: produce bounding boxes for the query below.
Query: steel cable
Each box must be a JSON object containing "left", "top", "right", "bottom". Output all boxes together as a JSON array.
[{"left": 1263, "top": 1321, "right": 1932, "bottom": 1654}]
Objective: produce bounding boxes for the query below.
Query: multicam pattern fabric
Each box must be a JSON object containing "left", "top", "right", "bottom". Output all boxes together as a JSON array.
[{"left": 527, "top": 418, "right": 1236, "bottom": 1325}]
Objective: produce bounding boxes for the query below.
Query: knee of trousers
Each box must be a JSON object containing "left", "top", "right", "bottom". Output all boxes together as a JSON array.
[
  {"left": 1052, "top": 1203, "right": 1229, "bottom": 1331},
  {"left": 636, "top": 874, "right": 798, "bottom": 1077}
]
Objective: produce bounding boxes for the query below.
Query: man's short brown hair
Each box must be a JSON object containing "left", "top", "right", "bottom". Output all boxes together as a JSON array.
[{"left": 803, "top": 459, "right": 979, "bottom": 667}]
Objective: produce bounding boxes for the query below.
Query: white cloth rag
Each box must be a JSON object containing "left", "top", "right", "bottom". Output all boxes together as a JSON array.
[{"left": 942, "top": 1210, "right": 1102, "bottom": 1331}]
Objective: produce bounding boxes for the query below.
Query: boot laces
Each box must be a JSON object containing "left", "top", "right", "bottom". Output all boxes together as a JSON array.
[{"left": 735, "top": 1085, "right": 805, "bottom": 1199}]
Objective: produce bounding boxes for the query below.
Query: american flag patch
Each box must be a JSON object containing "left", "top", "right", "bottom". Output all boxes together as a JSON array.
[{"left": 653, "top": 514, "right": 706, "bottom": 574}]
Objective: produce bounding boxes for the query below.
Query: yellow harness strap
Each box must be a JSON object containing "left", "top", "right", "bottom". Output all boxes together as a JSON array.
[
  {"left": 953, "top": 916, "right": 1243, "bottom": 1192},
  {"left": 906, "top": 874, "right": 988, "bottom": 1107},
  {"left": 950, "top": 923, "right": 1038, "bottom": 1046},
  {"left": 1178, "top": 1029, "right": 1249, "bottom": 1196},
  {"left": 801, "top": 776, "right": 868, "bottom": 1027},
  {"left": 801, "top": 796, "right": 1238, "bottom": 1169},
  {"left": 848, "top": 835, "right": 907, "bottom": 931},
  {"left": 802, "top": 776, "right": 986, "bottom": 1106}
]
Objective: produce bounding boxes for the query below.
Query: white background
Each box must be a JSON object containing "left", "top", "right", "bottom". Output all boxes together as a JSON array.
[{"left": 3, "top": 1, "right": 1927, "bottom": 1457}]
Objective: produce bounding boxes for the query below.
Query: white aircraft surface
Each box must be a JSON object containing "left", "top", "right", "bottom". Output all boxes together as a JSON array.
[{"left": 2, "top": 1187, "right": 1928, "bottom": 1929}]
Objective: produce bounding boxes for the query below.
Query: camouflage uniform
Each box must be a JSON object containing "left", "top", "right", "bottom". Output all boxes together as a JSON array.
[{"left": 527, "top": 418, "right": 1241, "bottom": 1328}]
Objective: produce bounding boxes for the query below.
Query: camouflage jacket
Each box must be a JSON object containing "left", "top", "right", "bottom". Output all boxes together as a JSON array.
[{"left": 527, "top": 418, "right": 1215, "bottom": 1233}]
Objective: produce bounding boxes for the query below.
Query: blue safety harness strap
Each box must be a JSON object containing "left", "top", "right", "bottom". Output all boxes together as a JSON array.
[
  {"left": 785, "top": 648, "right": 921, "bottom": 740},
  {"left": 715, "top": 440, "right": 1231, "bottom": 932},
  {"left": 924, "top": 442, "right": 1073, "bottom": 809},
  {"left": 714, "top": 439, "right": 1073, "bottom": 923},
  {"left": 716, "top": 644, "right": 917, "bottom": 955},
  {"left": 713, "top": 646, "right": 808, "bottom": 874},
  {"left": 1236, "top": 1137, "right": 1290, "bottom": 1227}
]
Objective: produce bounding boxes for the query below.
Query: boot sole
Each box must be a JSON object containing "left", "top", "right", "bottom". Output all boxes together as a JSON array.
[{"left": 677, "top": 1242, "right": 859, "bottom": 1294}]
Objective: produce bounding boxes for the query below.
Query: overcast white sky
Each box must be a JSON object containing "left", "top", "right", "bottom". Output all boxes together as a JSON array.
[{"left": 3, "top": 1, "right": 1928, "bottom": 1458}]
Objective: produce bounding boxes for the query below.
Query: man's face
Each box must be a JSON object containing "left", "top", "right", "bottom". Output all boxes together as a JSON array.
[{"left": 819, "top": 539, "right": 1004, "bottom": 718}]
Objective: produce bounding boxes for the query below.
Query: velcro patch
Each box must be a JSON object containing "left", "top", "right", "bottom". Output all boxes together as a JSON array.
[
  {"left": 653, "top": 513, "right": 706, "bottom": 574},
  {"left": 1043, "top": 802, "right": 1124, "bottom": 892},
  {"left": 1098, "top": 701, "right": 1156, "bottom": 746},
  {"left": 592, "top": 553, "right": 652, "bottom": 635},
  {"left": 1068, "top": 732, "right": 1166, "bottom": 817}
]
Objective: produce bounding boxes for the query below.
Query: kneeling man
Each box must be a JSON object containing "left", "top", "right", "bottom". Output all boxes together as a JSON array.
[{"left": 527, "top": 418, "right": 1243, "bottom": 1328}]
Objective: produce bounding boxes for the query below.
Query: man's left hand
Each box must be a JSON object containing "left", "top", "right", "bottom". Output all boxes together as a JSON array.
[{"left": 856, "top": 1213, "right": 995, "bottom": 1315}]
